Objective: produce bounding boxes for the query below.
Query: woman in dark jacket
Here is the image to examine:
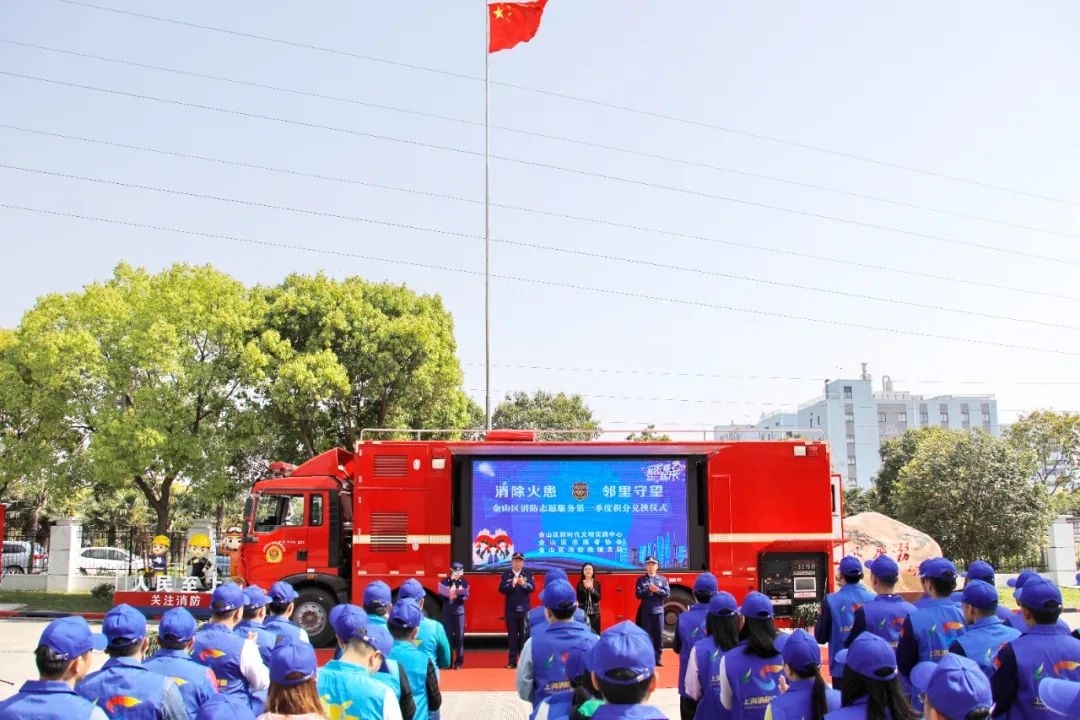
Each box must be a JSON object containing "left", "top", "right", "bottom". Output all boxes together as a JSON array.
[{"left": 576, "top": 562, "right": 601, "bottom": 634}]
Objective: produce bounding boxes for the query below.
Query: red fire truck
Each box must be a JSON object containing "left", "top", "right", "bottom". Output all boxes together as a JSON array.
[{"left": 240, "top": 431, "right": 845, "bottom": 646}]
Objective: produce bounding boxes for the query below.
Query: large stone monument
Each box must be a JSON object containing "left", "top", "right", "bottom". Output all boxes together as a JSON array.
[{"left": 843, "top": 511, "right": 942, "bottom": 593}]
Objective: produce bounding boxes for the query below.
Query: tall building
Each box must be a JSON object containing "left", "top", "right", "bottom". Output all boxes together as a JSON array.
[{"left": 714, "top": 364, "right": 999, "bottom": 489}]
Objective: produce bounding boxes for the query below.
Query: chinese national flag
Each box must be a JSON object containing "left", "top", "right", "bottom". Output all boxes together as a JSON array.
[{"left": 488, "top": 0, "right": 549, "bottom": 53}]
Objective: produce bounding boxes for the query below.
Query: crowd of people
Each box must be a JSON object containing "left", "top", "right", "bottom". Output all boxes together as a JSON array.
[{"left": 2, "top": 554, "right": 1080, "bottom": 719}]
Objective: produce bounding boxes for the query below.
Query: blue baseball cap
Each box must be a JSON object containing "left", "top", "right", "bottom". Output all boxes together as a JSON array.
[
  {"left": 546, "top": 568, "right": 569, "bottom": 583},
  {"left": 864, "top": 554, "right": 900, "bottom": 580},
  {"left": 37, "top": 616, "right": 106, "bottom": 660},
  {"left": 367, "top": 624, "right": 394, "bottom": 658},
  {"left": 961, "top": 579, "right": 999, "bottom": 610},
  {"left": 268, "top": 581, "right": 299, "bottom": 605},
  {"left": 591, "top": 621, "right": 655, "bottom": 684},
  {"left": 541, "top": 580, "right": 578, "bottom": 612},
  {"left": 839, "top": 556, "right": 864, "bottom": 576},
  {"left": 707, "top": 592, "right": 739, "bottom": 617},
  {"left": 196, "top": 695, "right": 258, "bottom": 720},
  {"left": 1008, "top": 569, "right": 1040, "bottom": 601},
  {"left": 564, "top": 635, "right": 599, "bottom": 681},
  {"left": 963, "top": 560, "right": 995, "bottom": 583},
  {"left": 211, "top": 582, "right": 247, "bottom": 613},
  {"left": 1038, "top": 678, "right": 1080, "bottom": 717},
  {"left": 693, "top": 573, "right": 718, "bottom": 595},
  {"left": 399, "top": 578, "right": 425, "bottom": 601},
  {"left": 331, "top": 604, "right": 373, "bottom": 645},
  {"left": 911, "top": 654, "right": 993, "bottom": 719},
  {"left": 363, "top": 580, "right": 392, "bottom": 608},
  {"left": 269, "top": 640, "right": 318, "bottom": 686},
  {"left": 243, "top": 585, "right": 271, "bottom": 610},
  {"left": 1018, "top": 576, "right": 1063, "bottom": 611},
  {"left": 741, "top": 591, "right": 774, "bottom": 619},
  {"left": 782, "top": 629, "right": 822, "bottom": 675},
  {"left": 388, "top": 599, "right": 423, "bottom": 630},
  {"left": 834, "top": 632, "right": 898, "bottom": 681},
  {"left": 102, "top": 603, "right": 147, "bottom": 648},
  {"left": 158, "top": 607, "right": 197, "bottom": 644},
  {"left": 920, "top": 558, "right": 959, "bottom": 580}
]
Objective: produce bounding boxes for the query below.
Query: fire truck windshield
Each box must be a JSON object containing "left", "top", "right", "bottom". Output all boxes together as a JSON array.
[{"left": 468, "top": 456, "right": 689, "bottom": 573}]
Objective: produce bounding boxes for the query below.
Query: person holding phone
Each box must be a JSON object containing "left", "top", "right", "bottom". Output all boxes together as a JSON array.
[{"left": 576, "top": 562, "right": 602, "bottom": 635}]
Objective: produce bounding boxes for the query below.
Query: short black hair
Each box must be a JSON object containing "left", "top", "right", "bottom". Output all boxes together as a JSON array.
[
  {"left": 34, "top": 646, "right": 72, "bottom": 679},
  {"left": 157, "top": 637, "right": 189, "bottom": 651},
  {"left": 243, "top": 606, "right": 262, "bottom": 620},
  {"left": 596, "top": 670, "right": 652, "bottom": 704},
  {"left": 929, "top": 577, "right": 957, "bottom": 596},
  {"left": 363, "top": 603, "right": 389, "bottom": 617},
  {"left": 106, "top": 641, "right": 141, "bottom": 659},
  {"left": 1030, "top": 606, "right": 1063, "bottom": 625},
  {"left": 693, "top": 590, "right": 715, "bottom": 603},
  {"left": 268, "top": 602, "right": 290, "bottom": 615},
  {"left": 550, "top": 606, "right": 576, "bottom": 621},
  {"left": 388, "top": 623, "right": 413, "bottom": 641},
  {"left": 843, "top": 573, "right": 864, "bottom": 584}
]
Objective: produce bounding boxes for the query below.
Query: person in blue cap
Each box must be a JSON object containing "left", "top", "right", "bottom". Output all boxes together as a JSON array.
[
  {"left": 766, "top": 628, "right": 839, "bottom": 720},
  {"left": 683, "top": 590, "right": 740, "bottom": 720},
  {"left": 76, "top": 603, "right": 188, "bottom": 719},
  {"left": 144, "top": 607, "right": 220, "bottom": 719},
  {"left": 1004, "top": 569, "right": 1070, "bottom": 633},
  {"left": 717, "top": 592, "right": 788, "bottom": 720},
  {"left": 533, "top": 635, "right": 601, "bottom": 720},
  {"left": 673, "top": 572, "right": 718, "bottom": 720},
  {"left": 398, "top": 578, "right": 452, "bottom": 675},
  {"left": 588, "top": 620, "right": 666, "bottom": 719},
  {"left": 826, "top": 632, "right": 918, "bottom": 720},
  {"left": 952, "top": 561, "right": 1011, "bottom": 623},
  {"left": 945, "top": 579, "right": 1019, "bottom": 677},
  {"left": 500, "top": 551, "right": 535, "bottom": 669},
  {"left": 815, "top": 556, "right": 875, "bottom": 691},
  {"left": 367, "top": 623, "right": 417, "bottom": 720},
  {"left": 192, "top": 582, "right": 270, "bottom": 713},
  {"left": 261, "top": 641, "right": 326, "bottom": 719},
  {"left": 1037, "top": 677, "right": 1080, "bottom": 718},
  {"left": 989, "top": 576, "right": 1080, "bottom": 718},
  {"left": 235, "top": 585, "right": 278, "bottom": 668},
  {"left": 437, "top": 561, "right": 469, "bottom": 669},
  {"left": 910, "top": 653, "right": 993, "bottom": 720},
  {"left": 913, "top": 559, "right": 937, "bottom": 609},
  {"left": 388, "top": 599, "right": 442, "bottom": 720},
  {"left": 363, "top": 580, "right": 394, "bottom": 626},
  {"left": 531, "top": 569, "right": 590, "bottom": 636},
  {"left": 896, "top": 557, "right": 966, "bottom": 707},
  {"left": 633, "top": 556, "right": 671, "bottom": 667},
  {"left": 264, "top": 581, "right": 310, "bottom": 645},
  {"left": 318, "top": 604, "right": 403, "bottom": 720},
  {"left": 516, "top": 579, "right": 596, "bottom": 719},
  {"left": 845, "top": 554, "right": 916, "bottom": 652},
  {"left": 0, "top": 616, "right": 108, "bottom": 720}
]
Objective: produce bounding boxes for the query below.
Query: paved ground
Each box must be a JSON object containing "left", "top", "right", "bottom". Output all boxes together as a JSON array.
[{"left": 0, "top": 618, "right": 681, "bottom": 718}]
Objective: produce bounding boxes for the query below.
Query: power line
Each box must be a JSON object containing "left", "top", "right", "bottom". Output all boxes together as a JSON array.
[
  {"left": 3, "top": 160, "right": 1075, "bottom": 333},
  {"left": 3, "top": 201, "right": 1079, "bottom": 358},
  {"left": 3, "top": 124, "right": 1073, "bottom": 303},
  {"left": 52, "top": 0, "right": 1080, "bottom": 209},
  {"left": 3, "top": 72, "right": 1077, "bottom": 269},
  {"left": 5, "top": 39, "right": 1078, "bottom": 244}
]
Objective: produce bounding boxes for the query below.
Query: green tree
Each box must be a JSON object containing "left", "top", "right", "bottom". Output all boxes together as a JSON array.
[
  {"left": 625, "top": 424, "right": 672, "bottom": 442},
  {"left": 254, "top": 273, "right": 472, "bottom": 458},
  {"left": 12, "top": 263, "right": 264, "bottom": 533},
  {"left": 491, "top": 391, "right": 601, "bottom": 441},
  {"left": 873, "top": 426, "right": 950, "bottom": 516},
  {"left": 842, "top": 485, "right": 881, "bottom": 516},
  {"left": 1006, "top": 410, "right": 1080, "bottom": 495},
  {"left": 892, "top": 429, "right": 1049, "bottom": 566}
]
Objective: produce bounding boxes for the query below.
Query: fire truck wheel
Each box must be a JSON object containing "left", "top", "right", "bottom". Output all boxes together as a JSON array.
[
  {"left": 662, "top": 587, "right": 693, "bottom": 648},
  {"left": 294, "top": 586, "right": 336, "bottom": 647}
]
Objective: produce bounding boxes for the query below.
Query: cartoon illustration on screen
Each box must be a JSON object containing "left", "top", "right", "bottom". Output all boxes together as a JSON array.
[
  {"left": 473, "top": 528, "right": 496, "bottom": 565},
  {"left": 492, "top": 529, "right": 514, "bottom": 561}
]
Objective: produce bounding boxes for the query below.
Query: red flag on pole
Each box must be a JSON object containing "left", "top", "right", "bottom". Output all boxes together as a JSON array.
[{"left": 488, "top": 0, "right": 548, "bottom": 53}]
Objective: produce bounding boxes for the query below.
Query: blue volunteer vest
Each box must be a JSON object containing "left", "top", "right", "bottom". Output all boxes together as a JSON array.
[
  {"left": 1006, "top": 624, "right": 1080, "bottom": 720},
  {"left": 1006, "top": 609, "right": 1071, "bottom": 633},
  {"left": 317, "top": 659, "right": 393, "bottom": 720},
  {"left": 907, "top": 598, "right": 966, "bottom": 663},
  {"left": 723, "top": 636, "right": 788, "bottom": 720},
  {"left": 390, "top": 640, "right": 433, "bottom": 719},
  {"left": 417, "top": 616, "right": 450, "bottom": 673},
  {"left": 540, "top": 690, "right": 574, "bottom": 720},
  {"left": 0, "top": 680, "right": 101, "bottom": 720},
  {"left": 234, "top": 619, "right": 277, "bottom": 667},
  {"left": 143, "top": 648, "right": 218, "bottom": 719},
  {"left": 371, "top": 657, "right": 404, "bottom": 700},
  {"left": 262, "top": 615, "right": 306, "bottom": 643},
  {"left": 954, "top": 616, "right": 1020, "bottom": 676},
  {"left": 676, "top": 604, "right": 709, "bottom": 697},
  {"left": 766, "top": 678, "right": 841, "bottom": 720},
  {"left": 592, "top": 703, "right": 669, "bottom": 719},
  {"left": 691, "top": 638, "right": 732, "bottom": 720},
  {"left": 77, "top": 657, "right": 170, "bottom": 720},
  {"left": 824, "top": 696, "right": 870, "bottom": 720},
  {"left": 192, "top": 623, "right": 261, "bottom": 712},
  {"left": 531, "top": 620, "right": 596, "bottom": 714},
  {"left": 861, "top": 594, "right": 917, "bottom": 647},
  {"left": 824, "top": 584, "right": 874, "bottom": 678}
]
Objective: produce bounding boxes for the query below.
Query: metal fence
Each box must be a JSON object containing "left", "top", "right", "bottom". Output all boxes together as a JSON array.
[{"left": 79, "top": 524, "right": 191, "bottom": 578}]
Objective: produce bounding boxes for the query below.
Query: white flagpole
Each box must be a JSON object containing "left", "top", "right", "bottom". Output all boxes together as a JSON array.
[{"left": 484, "top": 2, "right": 493, "bottom": 431}]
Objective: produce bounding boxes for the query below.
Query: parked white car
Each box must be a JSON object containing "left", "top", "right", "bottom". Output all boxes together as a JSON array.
[
  {"left": 78, "top": 546, "right": 145, "bottom": 575},
  {"left": 2, "top": 540, "right": 47, "bottom": 574}
]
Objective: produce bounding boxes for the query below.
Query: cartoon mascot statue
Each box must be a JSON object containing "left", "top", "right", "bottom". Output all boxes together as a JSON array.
[
  {"left": 222, "top": 526, "right": 245, "bottom": 583},
  {"left": 186, "top": 533, "right": 215, "bottom": 591}
]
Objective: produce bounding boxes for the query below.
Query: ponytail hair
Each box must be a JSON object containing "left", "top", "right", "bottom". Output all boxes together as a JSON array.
[
  {"left": 841, "top": 667, "right": 918, "bottom": 720},
  {"left": 786, "top": 663, "right": 830, "bottom": 720}
]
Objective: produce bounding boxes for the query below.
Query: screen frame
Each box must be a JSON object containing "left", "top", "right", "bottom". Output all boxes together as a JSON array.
[{"left": 452, "top": 452, "right": 708, "bottom": 574}]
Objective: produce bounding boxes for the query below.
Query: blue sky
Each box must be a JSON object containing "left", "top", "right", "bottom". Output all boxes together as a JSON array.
[{"left": 2, "top": 1, "right": 1079, "bottom": 432}]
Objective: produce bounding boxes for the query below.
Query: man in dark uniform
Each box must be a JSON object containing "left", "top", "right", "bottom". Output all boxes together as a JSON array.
[
  {"left": 634, "top": 555, "right": 670, "bottom": 666},
  {"left": 438, "top": 561, "right": 469, "bottom": 669},
  {"left": 499, "top": 551, "right": 534, "bottom": 669}
]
